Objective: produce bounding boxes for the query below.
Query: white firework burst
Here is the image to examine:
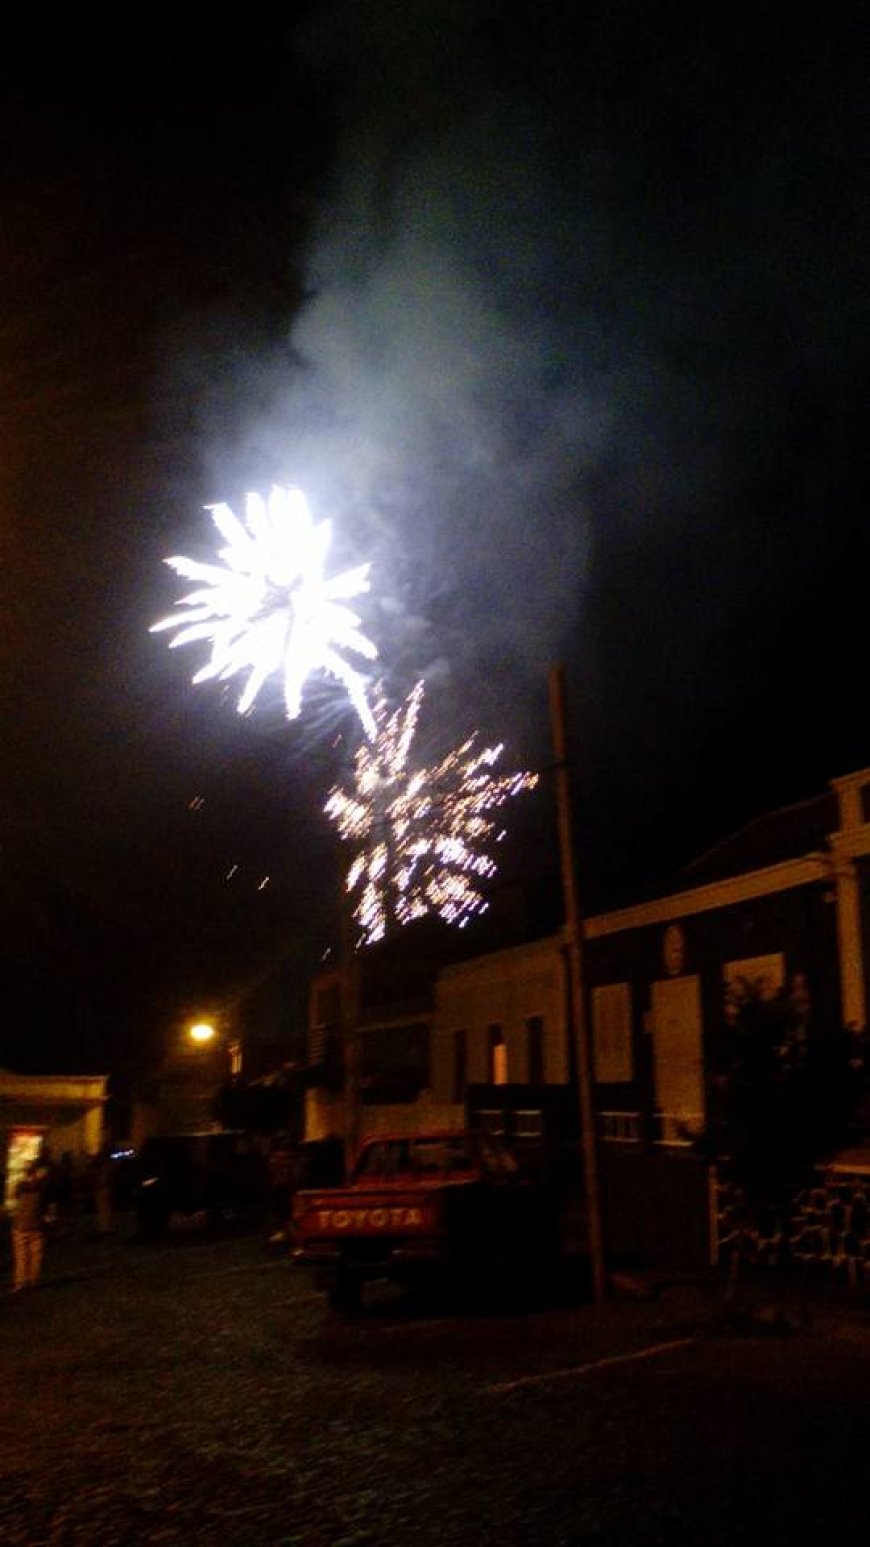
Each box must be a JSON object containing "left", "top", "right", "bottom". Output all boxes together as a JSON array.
[
  {"left": 325, "top": 681, "right": 539, "bottom": 945},
  {"left": 150, "top": 485, "right": 378, "bottom": 737}
]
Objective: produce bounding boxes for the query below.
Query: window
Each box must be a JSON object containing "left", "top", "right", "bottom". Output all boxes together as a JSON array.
[
  {"left": 356, "top": 1137, "right": 488, "bottom": 1180},
  {"left": 650, "top": 976, "right": 704, "bottom": 1145},
  {"left": 477, "top": 1134, "right": 519, "bottom": 1176},
  {"left": 525, "top": 1015, "right": 545, "bottom": 1085},
  {"left": 353, "top": 1141, "right": 398, "bottom": 1179},
  {"left": 488, "top": 1024, "right": 508, "bottom": 1085},
  {"left": 360, "top": 1022, "right": 430, "bottom": 1104},
  {"left": 723, "top": 954, "right": 785, "bottom": 1008},
  {"left": 452, "top": 1029, "right": 467, "bottom": 1105},
  {"left": 408, "top": 1138, "right": 476, "bottom": 1176},
  {"left": 591, "top": 984, "right": 634, "bottom": 1082},
  {"left": 476, "top": 1108, "right": 506, "bottom": 1137},
  {"left": 598, "top": 1111, "right": 641, "bottom": 1144},
  {"left": 514, "top": 1109, "right": 544, "bottom": 1139},
  {"left": 310, "top": 977, "right": 342, "bottom": 1065}
]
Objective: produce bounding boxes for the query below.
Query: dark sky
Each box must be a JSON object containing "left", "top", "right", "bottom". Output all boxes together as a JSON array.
[{"left": 1, "top": 4, "right": 866, "bottom": 1083}]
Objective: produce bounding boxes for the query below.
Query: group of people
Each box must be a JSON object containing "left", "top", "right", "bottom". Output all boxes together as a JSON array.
[{"left": 5, "top": 1134, "right": 347, "bottom": 1290}]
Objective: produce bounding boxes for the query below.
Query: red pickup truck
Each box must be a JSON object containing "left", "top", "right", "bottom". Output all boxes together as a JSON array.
[{"left": 291, "top": 1130, "right": 559, "bottom": 1310}]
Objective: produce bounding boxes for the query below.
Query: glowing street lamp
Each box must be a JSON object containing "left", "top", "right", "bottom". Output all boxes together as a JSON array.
[
  {"left": 188, "top": 1021, "right": 217, "bottom": 1047},
  {"left": 186, "top": 1020, "right": 243, "bottom": 1076}
]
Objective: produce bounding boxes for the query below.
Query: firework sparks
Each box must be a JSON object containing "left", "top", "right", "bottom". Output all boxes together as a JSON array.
[
  {"left": 150, "top": 485, "right": 378, "bottom": 736},
  {"left": 325, "top": 681, "right": 538, "bottom": 945}
]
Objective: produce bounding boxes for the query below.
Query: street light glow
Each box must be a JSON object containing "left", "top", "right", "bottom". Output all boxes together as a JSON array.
[{"left": 188, "top": 1022, "right": 216, "bottom": 1045}]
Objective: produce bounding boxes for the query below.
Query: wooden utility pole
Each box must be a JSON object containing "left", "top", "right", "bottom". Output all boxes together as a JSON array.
[
  {"left": 549, "top": 662, "right": 608, "bottom": 1303},
  {"left": 339, "top": 869, "right": 361, "bottom": 1178}
]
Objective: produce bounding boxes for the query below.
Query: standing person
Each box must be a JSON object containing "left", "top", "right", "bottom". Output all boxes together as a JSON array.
[
  {"left": 11, "top": 1158, "right": 49, "bottom": 1293},
  {"left": 93, "top": 1147, "right": 115, "bottom": 1237},
  {"left": 54, "top": 1152, "right": 76, "bottom": 1226},
  {"left": 266, "top": 1137, "right": 295, "bottom": 1246}
]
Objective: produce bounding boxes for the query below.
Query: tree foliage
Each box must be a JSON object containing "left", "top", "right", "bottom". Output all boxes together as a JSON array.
[{"left": 698, "top": 985, "right": 869, "bottom": 1223}]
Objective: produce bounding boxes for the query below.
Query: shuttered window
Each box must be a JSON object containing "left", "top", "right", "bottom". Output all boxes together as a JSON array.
[
  {"left": 488, "top": 1024, "right": 508, "bottom": 1085},
  {"left": 452, "top": 1029, "right": 468, "bottom": 1104},
  {"left": 591, "top": 983, "right": 634, "bottom": 1083},
  {"left": 525, "top": 1015, "right": 545, "bottom": 1084}
]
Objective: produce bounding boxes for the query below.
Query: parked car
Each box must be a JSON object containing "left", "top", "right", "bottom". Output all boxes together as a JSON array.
[{"left": 134, "top": 1131, "right": 268, "bottom": 1239}]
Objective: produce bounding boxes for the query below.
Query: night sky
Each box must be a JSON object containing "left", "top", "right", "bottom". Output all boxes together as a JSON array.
[{"left": 1, "top": 5, "right": 866, "bottom": 1085}]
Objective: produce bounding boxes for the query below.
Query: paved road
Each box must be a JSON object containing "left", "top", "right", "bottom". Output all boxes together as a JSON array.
[{"left": 2, "top": 1227, "right": 870, "bottom": 1545}]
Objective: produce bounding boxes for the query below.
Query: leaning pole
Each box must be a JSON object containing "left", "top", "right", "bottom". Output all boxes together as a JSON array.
[{"left": 549, "top": 662, "right": 608, "bottom": 1303}]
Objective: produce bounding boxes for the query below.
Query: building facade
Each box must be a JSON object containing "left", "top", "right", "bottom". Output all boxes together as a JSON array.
[
  {"left": 430, "top": 933, "right": 570, "bottom": 1117},
  {"left": 303, "top": 767, "right": 870, "bottom": 1264},
  {"left": 304, "top": 933, "right": 573, "bottom": 1156},
  {"left": 581, "top": 767, "right": 870, "bottom": 1267},
  {"left": 0, "top": 1069, "right": 108, "bottom": 1209}
]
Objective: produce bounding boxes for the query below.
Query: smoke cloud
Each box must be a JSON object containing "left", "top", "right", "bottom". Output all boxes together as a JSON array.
[{"left": 195, "top": 2, "right": 862, "bottom": 763}]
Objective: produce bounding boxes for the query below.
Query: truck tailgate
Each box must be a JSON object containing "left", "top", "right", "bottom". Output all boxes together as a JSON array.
[{"left": 293, "top": 1187, "right": 444, "bottom": 1243}]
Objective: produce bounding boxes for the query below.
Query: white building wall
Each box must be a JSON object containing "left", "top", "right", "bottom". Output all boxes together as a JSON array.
[
  {"left": 304, "top": 935, "right": 570, "bottom": 1150},
  {"left": 432, "top": 934, "right": 569, "bottom": 1099}
]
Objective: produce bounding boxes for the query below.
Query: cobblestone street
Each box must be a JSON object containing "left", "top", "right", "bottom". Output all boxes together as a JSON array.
[{"left": 3, "top": 1227, "right": 870, "bottom": 1545}]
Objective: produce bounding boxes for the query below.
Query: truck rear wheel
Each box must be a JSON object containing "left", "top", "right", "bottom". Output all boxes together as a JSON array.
[{"left": 327, "top": 1268, "right": 363, "bottom": 1314}]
